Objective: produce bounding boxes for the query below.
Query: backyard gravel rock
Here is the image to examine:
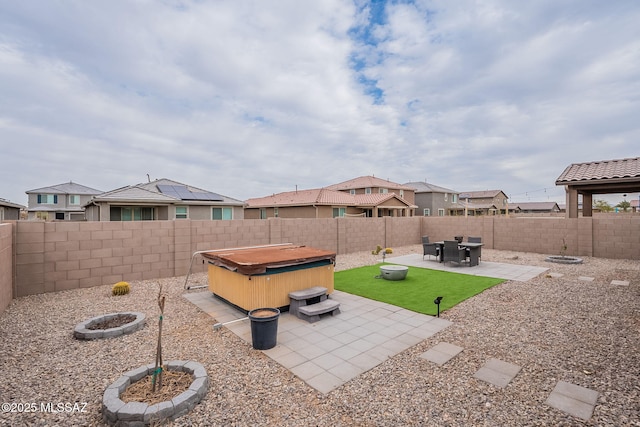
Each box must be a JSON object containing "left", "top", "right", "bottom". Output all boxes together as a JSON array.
[{"left": 0, "top": 245, "right": 638, "bottom": 426}]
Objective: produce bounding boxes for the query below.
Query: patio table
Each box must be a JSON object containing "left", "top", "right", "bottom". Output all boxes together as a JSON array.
[{"left": 434, "top": 241, "right": 483, "bottom": 266}]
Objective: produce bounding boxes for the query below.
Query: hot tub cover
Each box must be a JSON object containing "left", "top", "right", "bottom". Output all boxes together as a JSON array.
[{"left": 201, "top": 244, "right": 336, "bottom": 276}]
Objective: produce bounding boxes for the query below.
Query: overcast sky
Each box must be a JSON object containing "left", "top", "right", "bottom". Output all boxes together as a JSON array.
[{"left": 1, "top": 0, "right": 638, "bottom": 207}]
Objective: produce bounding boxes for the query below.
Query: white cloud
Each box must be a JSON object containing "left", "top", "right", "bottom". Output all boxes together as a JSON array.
[{"left": 0, "top": 0, "right": 638, "bottom": 206}]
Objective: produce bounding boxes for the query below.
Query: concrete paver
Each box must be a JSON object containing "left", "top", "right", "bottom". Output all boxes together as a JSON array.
[
  {"left": 611, "top": 280, "right": 629, "bottom": 286},
  {"left": 473, "top": 358, "right": 522, "bottom": 388},
  {"left": 420, "top": 342, "right": 464, "bottom": 366},
  {"left": 545, "top": 380, "right": 599, "bottom": 420}
]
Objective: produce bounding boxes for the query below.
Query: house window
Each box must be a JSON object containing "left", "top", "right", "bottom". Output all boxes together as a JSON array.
[
  {"left": 259, "top": 208, "right": 267, "bottom": 219},
  {"left": 365, "top": 188, "right": 372, "bottom": 194},
  {"left": 274, "top": 207, "right": 279, "bottom": 218},
  {"left": 36, "top": 212, "right": 49, "bottom": 220},
  {"left": 438, "top": 208, "right": 445, "bottom": 216},
  {"left": 333, "top": 207, "right": 346, "bottom": 218},
  {"left": 423, "top": 208, "right": 430, "bottom": 216},
  {"left": 212, "top": 207, "right": 232, "bottom": 220},
  {"left": 350, "top": 189, "right": 356, "bottom": 195},
  {"left": 69, "top": 195, "right": 80, "bottom": 205},
  {"left": 55, "top": 212, "right": 65, "bottom": 220},
  {"left": 379, "top": 188, "right": 388, "bottom": 194},
  {"left": 110, "top": 206, "right": 154, "bottom": 221},
  {"left": 452, "top": 194, "right": 457, "bottom": 203},
  {"left": 175, "top": 206, "right": 188, "bottom": 219},
  {"left": 37, "top": 194, "right": 57, "bottom": 204},
  {"left": 444, "top": 193, "right": 448, "bottom": 201},
  {"left": 399, "top": 189, "right": 404, "bottom": 198}
]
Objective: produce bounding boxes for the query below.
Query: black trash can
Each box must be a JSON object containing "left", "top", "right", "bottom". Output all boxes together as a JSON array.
[{"left": 248, "top": 308, "right": 280, "bottom": 350}]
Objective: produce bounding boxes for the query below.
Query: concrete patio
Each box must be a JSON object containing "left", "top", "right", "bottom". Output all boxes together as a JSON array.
[{"left": 183, "top": 255, "right": 549, "bottom": 394}]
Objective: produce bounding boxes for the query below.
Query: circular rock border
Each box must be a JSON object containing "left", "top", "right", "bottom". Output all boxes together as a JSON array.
[
  {"left": 73, "top": 312, "right": 146, "bottom": 340},
  {"left": 102, "top": 360, "right": 208, "bottom": 426},
  {"left": 545, "top": 256, "right": 583, "bottom": 264}
]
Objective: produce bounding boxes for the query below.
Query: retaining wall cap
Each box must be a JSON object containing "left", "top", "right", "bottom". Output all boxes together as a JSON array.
[
  {"left": 117, "top": 401, "right": 148, "bottom": 421},
  {"left": 126, "top": 365, "right": 151, "bottom": 383},
  {"left": 171, "top": 390, "right": 198, "bottom": 418},
  {"left": 144, "top": 401, "right": 174, "bottom": 424}
]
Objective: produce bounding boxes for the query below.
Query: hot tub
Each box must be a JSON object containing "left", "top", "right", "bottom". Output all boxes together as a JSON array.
[
  {"left": 201, "top": 244, "right": 336, "bottom": 312},
  {"left": 380, "top": 265, "right": 408, "bottom": 281}
]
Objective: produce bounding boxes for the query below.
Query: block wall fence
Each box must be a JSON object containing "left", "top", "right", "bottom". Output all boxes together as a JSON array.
[
  {"left": 0, "top": 223, "right": 12, "bottom": 314},
  {"left": 0, "top": 215, "right": 638, "bottom": 310}
]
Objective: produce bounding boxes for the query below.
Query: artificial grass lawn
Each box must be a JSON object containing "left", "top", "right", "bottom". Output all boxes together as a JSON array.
[{"left": 334, "top": 263, "right": 505, "bottom": 316}]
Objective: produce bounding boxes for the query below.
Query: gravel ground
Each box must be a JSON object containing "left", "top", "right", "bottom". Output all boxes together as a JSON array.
[{"left": 0, "top": 246, "right": 638, "bottom": 426}]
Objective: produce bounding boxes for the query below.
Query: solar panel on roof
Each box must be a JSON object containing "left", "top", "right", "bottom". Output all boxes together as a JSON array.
[{"left": 157, "top": 184, "right": 223, "bottom": 201}]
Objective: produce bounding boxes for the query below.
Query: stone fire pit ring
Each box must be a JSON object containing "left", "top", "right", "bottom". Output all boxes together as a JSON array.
[
  {"left": 74, "top": 312, "right": 146, "bottom": 340},
  {"left": 379, "top": 265, "right": 409, "bottom": 281},
  {"left": 545, "top": 256, "right": 583, "bottom": 265},
  {"left": 102, "top": 360, "right": 208, "bottom": 426}
]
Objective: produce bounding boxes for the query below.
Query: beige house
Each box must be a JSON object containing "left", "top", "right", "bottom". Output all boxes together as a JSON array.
[
  {"left": 325, "top": 175, "right": 416, "bottom": 207},
  {"left": 457, "top": 190, "right": 509, "bottom": 215},
  {"left": 84, "top": 178, "right": 245, "bottom": 221},
  {"left": 245, "top": 186, "right": 415, "bottom": 219}
]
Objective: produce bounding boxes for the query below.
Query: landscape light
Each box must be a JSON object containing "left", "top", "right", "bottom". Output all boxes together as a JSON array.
[{"left": 434, "top": 296, "right": 443, "bottom": 317}]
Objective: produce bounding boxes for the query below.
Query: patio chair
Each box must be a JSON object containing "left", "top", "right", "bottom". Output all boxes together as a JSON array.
[
  {"left": 443, "top": 240, "right": 467, "bottom": 266},
  {"left": 466, "top": 236, "right": 482, "bottom": 263},
  {"left": 422, "top": 236, "right": 439, "bottom": 260}
]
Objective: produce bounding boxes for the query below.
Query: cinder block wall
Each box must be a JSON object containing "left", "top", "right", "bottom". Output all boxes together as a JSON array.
[
  {"left": 0, "top": 223, "right": 13, "bottom": 313},
  {"left": 7, "top": 215, "right": 640, "bottom": 303},
  {"left": 593, "top": 215, "right": 640, "bottom": 259}
]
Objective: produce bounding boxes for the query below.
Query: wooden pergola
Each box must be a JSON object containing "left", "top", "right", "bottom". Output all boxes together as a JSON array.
[{"left": 555, "top": 157, "right": 640, "bottom": 218}]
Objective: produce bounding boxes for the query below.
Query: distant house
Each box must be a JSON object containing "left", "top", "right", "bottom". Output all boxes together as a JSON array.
[
  {"left": 513, "top": 202, "right": 561, "bottom": 214},
  {"left": 0, "top": 198, "right": 25, "bottom": 221},
  {"left": 245, "top": 187, "right": 415, "bottom": 219},
  {"left": 404, "top": 181, "right": 460, "bottom": 216},
  {"left": 457, "top": 190, "right": 510, "bottom": 215},
  {"left": 26, "top": 182, "right": 102, "bottom": 221},
  {"left": 84, "top": 178, "right": 245, "bottom": 221},
  {"left": 326, "top": 176, "right": 416, "bottom": 207}
]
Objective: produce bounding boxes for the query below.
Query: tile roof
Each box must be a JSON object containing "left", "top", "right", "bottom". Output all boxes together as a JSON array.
[
  {"left": 513, "top": 202, "right": 560, "bottom": 211},
  {"left": 404, "top": 181, "right": 458, "bottom": 194},
  {"left": 246, "top": 188, "right": 414, "bottom": 208},
  {"left": 462, "top": 202, "right": 498, "bottom": 210},
  {"left": 556, "top": 157, "right": 640, "bottom": 184},
  {"left": 326, "top": 176, "right": 414, "bottom": 191},
  {"left": 246, "top": 188, "right": 351, "bottom": 207},
  {"left": 26, "top": 181, "right": 103, "bottom": 195},
  {"left": 459, "top": 190, "right": 504, "bottom": 199}
]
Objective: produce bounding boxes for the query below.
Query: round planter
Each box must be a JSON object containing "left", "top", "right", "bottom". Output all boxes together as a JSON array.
[
  {"left": 248, "top": 308, "right": 280, "bottom": 350},
  {"left": 102, "top": 360, "right": 208, "bottom": 426},
  {"left": 74, "top": 312, "right": 145, "bottom": 340},
  {"left": 545, "top": 256, "right": 583, "bottom": 264},
  {"left": 379, "top": 265, "right": 409, "bottom": 281}
]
